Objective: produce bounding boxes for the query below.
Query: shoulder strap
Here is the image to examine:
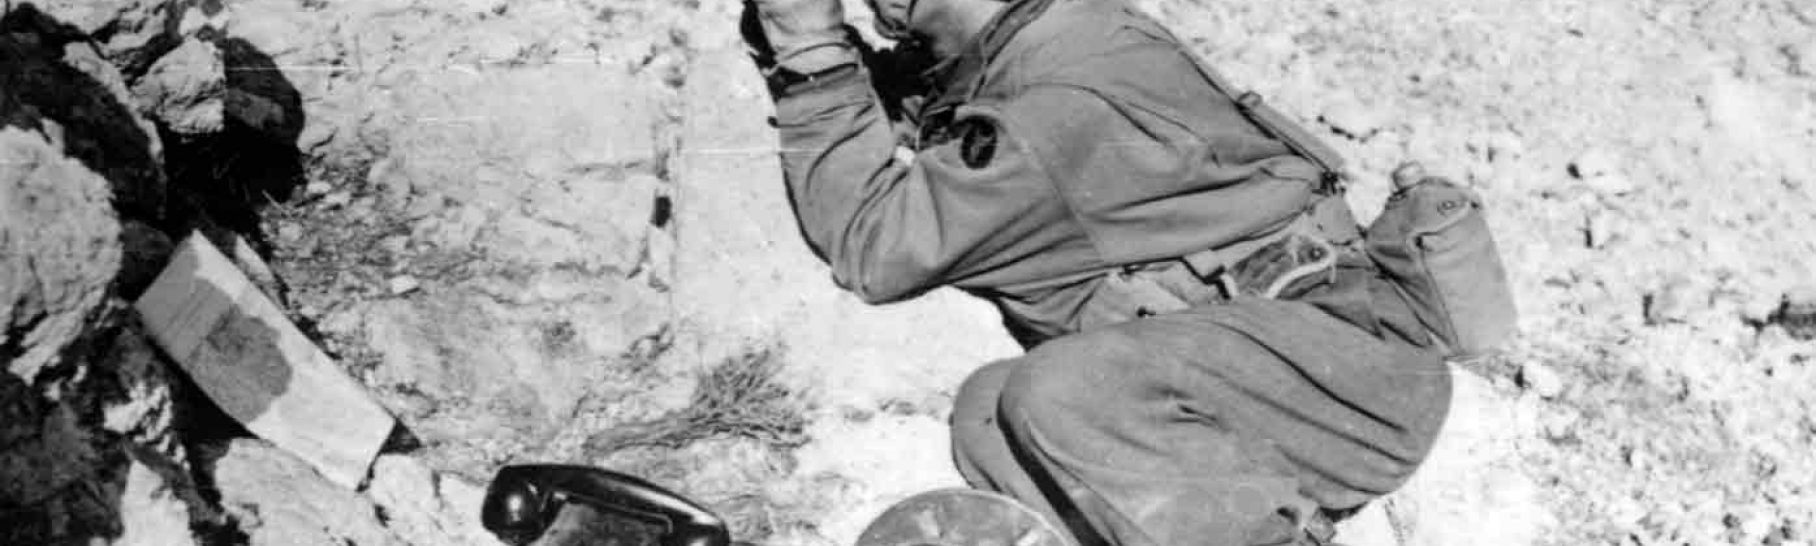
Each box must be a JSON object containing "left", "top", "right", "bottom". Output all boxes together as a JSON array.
[{"left": 1179, "top": 51, "right": 1349, "bottom": 193}]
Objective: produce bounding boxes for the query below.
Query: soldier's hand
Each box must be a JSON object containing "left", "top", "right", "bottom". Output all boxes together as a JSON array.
[{"left": 741, "top": 0, "right": 853, "bottom": 73}]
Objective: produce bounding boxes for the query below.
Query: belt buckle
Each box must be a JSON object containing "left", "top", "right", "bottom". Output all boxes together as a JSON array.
[{"left": 1203, "top": 268, "right": 1239, "bottom": 301}]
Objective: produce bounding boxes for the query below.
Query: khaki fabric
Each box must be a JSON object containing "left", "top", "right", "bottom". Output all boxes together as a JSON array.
[
  {"left": 952, "top": 298, "right": 1451, "bottom": 546},
  {"left": 771, "top": 0, "right": 1333, "bottom": 341}
]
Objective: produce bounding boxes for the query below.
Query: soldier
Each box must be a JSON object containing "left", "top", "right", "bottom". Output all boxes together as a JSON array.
[{"left": 741, "top": 0, "right": 1454, "bottom": 544}]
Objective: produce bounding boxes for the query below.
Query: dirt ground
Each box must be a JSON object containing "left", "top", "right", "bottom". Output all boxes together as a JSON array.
[{"left": 7, "top": 0, "right": 1814, "bottom": 544}]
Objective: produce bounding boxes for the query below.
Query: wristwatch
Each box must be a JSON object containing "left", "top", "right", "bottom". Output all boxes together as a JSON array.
[{"left": 766, "top": 62, "right": 858, "bottom": 90}]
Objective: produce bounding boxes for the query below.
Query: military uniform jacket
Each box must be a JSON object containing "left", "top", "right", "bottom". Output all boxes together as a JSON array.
[{"left": 770, "top": 0, "right": 1337, "bottom": 344}]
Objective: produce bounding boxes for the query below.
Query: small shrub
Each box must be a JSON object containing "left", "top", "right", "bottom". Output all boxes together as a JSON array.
[{"left": 585, "top": 347, "right": 808, "bottom": 453}]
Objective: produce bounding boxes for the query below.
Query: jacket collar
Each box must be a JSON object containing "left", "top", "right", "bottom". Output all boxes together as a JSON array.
[{"left": 918, "top": 0, "right": 1061, "bottom": 116}]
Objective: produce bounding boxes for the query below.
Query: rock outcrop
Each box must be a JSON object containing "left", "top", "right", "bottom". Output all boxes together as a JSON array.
[
  {"left": 1, "top": 2, "right": 186, "bottom": 540},
  {"left": 2, "top": 1, "right": 283, "bottom": 542}
]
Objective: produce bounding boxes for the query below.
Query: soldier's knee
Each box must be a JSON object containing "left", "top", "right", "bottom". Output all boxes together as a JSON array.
[
  {"left": 950, "top": 360, "right": 1023, "bottom": 488},
  {"left": 952, "top": 360, "right": 1020, "bottom": 460},
  {"left": 952, "top": 360, "right": 1019, "bottom": 427},
  {"left": 996, "top": 333, "right": 1124, "bottom": 432}
]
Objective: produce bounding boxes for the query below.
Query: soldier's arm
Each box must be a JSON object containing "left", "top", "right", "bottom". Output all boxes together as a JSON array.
[{"left": 767, "top": 65, "right": 1072, "bottom": 304}]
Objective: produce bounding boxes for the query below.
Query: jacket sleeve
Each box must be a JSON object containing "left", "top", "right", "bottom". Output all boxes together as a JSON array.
[{"left": 768, "top": 66, "right": 1075, "bottom": 304}]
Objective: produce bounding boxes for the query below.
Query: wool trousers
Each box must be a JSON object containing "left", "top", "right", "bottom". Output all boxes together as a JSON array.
[{"left": 951, "top": 296, "right": 1451, "bottom": 546}]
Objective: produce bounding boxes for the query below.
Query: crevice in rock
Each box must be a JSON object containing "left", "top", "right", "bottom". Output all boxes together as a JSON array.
[{"left": 0, "top": 312, "right": 46, "bottom": 366}]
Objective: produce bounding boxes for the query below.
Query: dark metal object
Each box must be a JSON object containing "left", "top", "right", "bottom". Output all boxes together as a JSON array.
[
  {"left": 856, "top": 489, "right": 1073, "bottom": 546},
  {"left": 482, "top": 464, "right": 730, "bottom": 546}
]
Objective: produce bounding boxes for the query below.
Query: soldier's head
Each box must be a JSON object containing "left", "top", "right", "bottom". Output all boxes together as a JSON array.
[{"left": 866, "top": 0, "right": 1007, "bottom": 59}]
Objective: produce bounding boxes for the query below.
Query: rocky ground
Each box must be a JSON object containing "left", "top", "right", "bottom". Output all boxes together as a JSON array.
[{"left": 3, "top": 0, "right": 1813, "bottom": 545}]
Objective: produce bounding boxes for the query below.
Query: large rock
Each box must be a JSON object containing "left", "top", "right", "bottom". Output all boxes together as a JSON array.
[
  {"left": 0, "top": 113, "right": 193, "bottom": 546},
  {"left": 0, "top": 120, "right": 194, "bottom": 546},
  {"left": 34, "top": 0, "right": 185, "bottom": 74},
  {"left": 132, "top": 37, "right": 225, "bottom": 136},
  {"left": 0, "top": 126, "right": 122, "bottom": 383},
  {"left": 2, "top": 9, "right": 207, "bottom": 543},
  {"left": 1, "top": 3, "right": 168, "bottom": 219}
]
